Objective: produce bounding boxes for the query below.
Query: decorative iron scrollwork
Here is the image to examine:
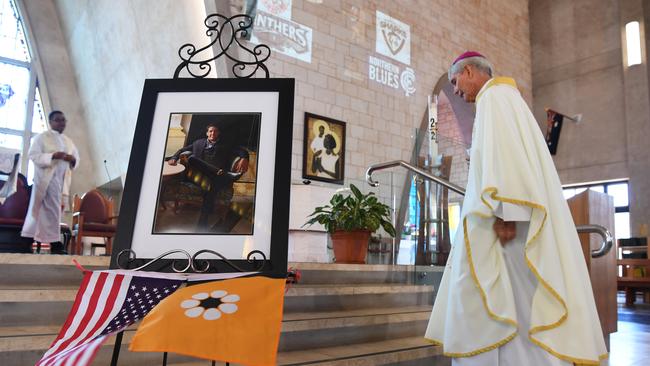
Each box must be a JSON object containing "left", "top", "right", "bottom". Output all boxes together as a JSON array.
[
  {"left": 116, "top": 249, "right": 192, "bottom": 273},
  {"left": 191, "top": 249, "right": 266, "bottom": 273},
  {"left": 174, "top": 13, "right": 270, "bottom": 79},
  {"left": 116, "top": 249, "right": 267, "bottom": 273}
]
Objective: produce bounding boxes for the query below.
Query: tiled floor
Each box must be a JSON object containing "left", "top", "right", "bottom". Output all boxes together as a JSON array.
[{"left": 608, "top": 294, "right": 650, "bottom": 366}]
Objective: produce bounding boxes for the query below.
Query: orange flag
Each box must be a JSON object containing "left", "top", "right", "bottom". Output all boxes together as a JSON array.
[{"left": 129, "top": 276, "right": 285, "bottom": 365}]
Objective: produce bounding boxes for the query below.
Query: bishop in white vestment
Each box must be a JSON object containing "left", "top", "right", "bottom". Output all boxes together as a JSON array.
[
  {"left": 425, "top": 52, "right": 607, "bottom": 365},
  {"left": 22, "top": 111, "right": 79, "bottom": 245}
]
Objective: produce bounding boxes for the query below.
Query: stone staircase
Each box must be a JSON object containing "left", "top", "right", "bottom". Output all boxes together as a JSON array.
[{"left": 0, "top": 254, "right": 448, "bottom": 365}]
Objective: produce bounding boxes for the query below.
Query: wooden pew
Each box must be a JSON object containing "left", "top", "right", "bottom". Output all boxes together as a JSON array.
[{"left": 617, "top": 258, "right": 650, "bottom": 306}]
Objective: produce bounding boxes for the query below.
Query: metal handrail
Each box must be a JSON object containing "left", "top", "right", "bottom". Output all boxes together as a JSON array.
[
  {"left": 366, "top": 160, "right": 614, "bottom": 258},
  {"left": 366, "top": 160, "right": 466, "bottom": 195},
  {"left": 576, "top": 224, "right": 614, "bottom": 258}
]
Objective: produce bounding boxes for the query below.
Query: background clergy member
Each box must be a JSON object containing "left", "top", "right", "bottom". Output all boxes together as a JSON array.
[{"left": 22, "top": 111, "right": 79, "bottom": 254}]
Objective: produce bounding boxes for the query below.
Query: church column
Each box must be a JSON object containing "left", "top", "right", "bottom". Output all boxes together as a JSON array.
[{"left": 620, "top": 0, "right": 650, "bottom": 236}]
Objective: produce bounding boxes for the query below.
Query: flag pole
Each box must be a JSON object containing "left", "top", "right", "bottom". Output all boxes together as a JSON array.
[{"left": 110, "top": 331, "right": 124, "bottom": 366}]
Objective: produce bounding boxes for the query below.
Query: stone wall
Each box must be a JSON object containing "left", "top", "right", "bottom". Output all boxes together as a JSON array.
[
  {"left": 530, "top": 0, "right": 650, "bottom": 235},
  {"left": 25, "top": 0, "right": 532, "bottom": 239},
  {"left": 52, "top": 0, "right": 214, "bottom": 185}
]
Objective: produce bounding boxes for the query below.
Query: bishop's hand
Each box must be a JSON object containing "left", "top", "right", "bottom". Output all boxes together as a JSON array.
[{"left": 493, "top": 217, "right": 516, "bottom": 246}]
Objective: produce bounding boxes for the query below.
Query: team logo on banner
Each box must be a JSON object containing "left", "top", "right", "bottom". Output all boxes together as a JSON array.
[
  {"left": 257, "top": 0, "right": 292, "bottom": 19},
  {"left": 251, "top": 10, "right": 312, "bottom": 63},
  {"left": 376, "top": 11, "right": 411, "bottom": 65},
  {"left": 369, "top": 56, "right": 416, "bottom": 97},
  {"left": 400, "top": 67, "right": 416, "bottom": 96}
]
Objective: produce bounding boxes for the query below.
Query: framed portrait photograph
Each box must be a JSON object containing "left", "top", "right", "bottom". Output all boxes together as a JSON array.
[
  {"left": 111, "top": 78, "right": 294, "bottom": 275},
  {"left": 302, "top": 112, "right": 346, "bottom": 184}
]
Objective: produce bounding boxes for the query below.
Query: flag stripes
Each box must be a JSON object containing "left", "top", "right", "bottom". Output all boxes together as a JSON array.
[{"left": 36, "top": 271, "right": 183, "bottom": 366}]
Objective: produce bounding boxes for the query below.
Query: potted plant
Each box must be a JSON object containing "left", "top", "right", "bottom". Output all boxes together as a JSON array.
[{"left": 304, "top": 184, "right": 396, "bottom": 264}]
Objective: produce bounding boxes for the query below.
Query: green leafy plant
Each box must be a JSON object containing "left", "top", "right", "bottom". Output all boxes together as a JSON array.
[{"left": 304, "top": 184, "right": 396, "bottom": 237}]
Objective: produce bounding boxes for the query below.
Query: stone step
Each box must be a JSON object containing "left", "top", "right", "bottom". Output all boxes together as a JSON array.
[
  {"left": 0, "top": 330, "right": 198, "bottom": 366},
  {"left": 0, "top": 284, "right": 434, "bottom": 327},
  {"left": 0, "top": 255, "right": 443, "bottom": 366},
  {"left": 279, "top": 306, "right": 431, "bottom": 351},
  {"left": 0, "top": 253, "right": 109, "bottom": 266},
  {"left": 288, "top": 262, "right": 417, "bottom": 285},
  {"left": 0, "top": 253, "right": 109, "bottom": 289},
  {"left": 276, "top": 337, "right": 446, "bottom": 366},
  {"left": 0, "top": 306, "right": 433, "bottom": 350},
  {"left": 2, "top": 337, "right": 447, "bottom": 366},
  {"left": 162, "top": 337, "right": 447, "bottom": 366},
  {"left": 0, "top": 285, "right": 434, "bottom": 302},
  {"left": 284, "top": 284, "right": 434, "bottom": 312},
  {"left": 0, "top": 306, "right": 437, "bottom": 365},
  {"left": 0, "top": 254, "right": 435, "bottom": 287}
]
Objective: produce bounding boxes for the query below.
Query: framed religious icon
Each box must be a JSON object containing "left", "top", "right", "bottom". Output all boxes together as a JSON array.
[
  {"left": 111, "top": 78, "right": 294, "bottom": 275},
  {"left": 302, "top": 112, "right": 346, "bottom": 184}
]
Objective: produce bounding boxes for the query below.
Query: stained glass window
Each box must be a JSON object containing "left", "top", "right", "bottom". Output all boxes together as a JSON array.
[
  {"left": 0, "top": 0, "right": 30, "bottom": 62},
  {"left": 0, "top": 0, "right": 48, "bottom": 183},
  {"left": 0, "top": 60, "right": 28, "bottom": 130}
]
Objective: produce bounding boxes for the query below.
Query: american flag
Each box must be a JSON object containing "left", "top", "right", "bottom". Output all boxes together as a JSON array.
[{"left": 36, "top": 270, "right": 183, "bottom": 366}]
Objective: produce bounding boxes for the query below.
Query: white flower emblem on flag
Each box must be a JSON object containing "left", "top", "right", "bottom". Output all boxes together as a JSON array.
[{"left": 181, "top": 290, "right": 240, "bottom": 320}]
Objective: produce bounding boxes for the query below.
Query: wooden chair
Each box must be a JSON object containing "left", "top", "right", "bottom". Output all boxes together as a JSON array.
[
  {"left": 71, "top": 190, "right": 117, "bottom": 255},
  {"left": 617, "top": 237, "right": 650, "bottom": 306},
  {"left": 0, "top": 173, "right": 33, "bottom": 253}
]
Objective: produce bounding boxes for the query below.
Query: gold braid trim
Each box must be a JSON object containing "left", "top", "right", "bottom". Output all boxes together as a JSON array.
[
  {"left": 425, "top": 336, "right": 607, "bottom": 362},
  {"left": 481, "top": 188, "right": 569, "bottom": 330},
  {"left": 463, "top": 215, "right": 517, "bottom": 327},
  {"left": 481, "top": 187, "right": 569, "bottom": 333},
  {"left": 424, "top": 333, "right": 518, "bottom": 358},
  {"left": 529, "top": 336, "right": 609, "bottom": 365},
  {"left": 438, "top": 186, "right": 607, "bottom": 361},
  {"left": 478, "top": 187, "right": 607, "bottom": 361},
  {"left": 476, "top": 77, "right": 517, "bottom": 102}
]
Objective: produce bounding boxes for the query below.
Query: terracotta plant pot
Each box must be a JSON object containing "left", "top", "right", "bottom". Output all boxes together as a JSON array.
[{"left": 330, "top": 230, "right": 371, "bottom": 264}]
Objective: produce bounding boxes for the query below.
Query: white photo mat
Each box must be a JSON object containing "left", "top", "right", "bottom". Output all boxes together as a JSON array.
[{"left": 129, "top": 91, "right": 279, "bottom": 259}]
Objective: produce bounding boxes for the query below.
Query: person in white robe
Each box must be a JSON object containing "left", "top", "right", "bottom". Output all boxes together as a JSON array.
[
  {"left": 22, "top": 111, "right": 79, "bottom": 250},
  {"left": 310, "top": 125, "right": 325, "bottom": 174},
  {"left": 317, "top": 134, "right": 340, "bottom": 180},
  {"left": 425, "top": 51, "right": 607, "bottom": 366}
]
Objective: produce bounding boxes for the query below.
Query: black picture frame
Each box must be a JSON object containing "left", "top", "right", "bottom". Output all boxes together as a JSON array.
[
  {"left": 110, "top": 78, "right": 294, "bottom": 276},
  {"left": 302, "top": 112, "right": 346, "bottom": 185}
]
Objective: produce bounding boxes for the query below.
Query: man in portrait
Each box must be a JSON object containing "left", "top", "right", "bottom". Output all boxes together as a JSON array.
[{"left": 167, "top": 124, "right": 249, "bottom": 230}]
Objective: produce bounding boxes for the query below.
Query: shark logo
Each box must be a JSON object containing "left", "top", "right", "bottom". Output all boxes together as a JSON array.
[
  {"left": 376, "top": 11, "right": 410, "bottom": 65},
  {"left": 381, "top": 22, "right": 406, "bottom": 55}
]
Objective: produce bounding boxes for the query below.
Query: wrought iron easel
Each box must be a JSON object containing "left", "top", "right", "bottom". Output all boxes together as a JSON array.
[
  {"left": 174, "top": 13, "right": 270, "bottom": 79},
  {"left": 110, "top": 12, "right": 273, "bottom": 366}
]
